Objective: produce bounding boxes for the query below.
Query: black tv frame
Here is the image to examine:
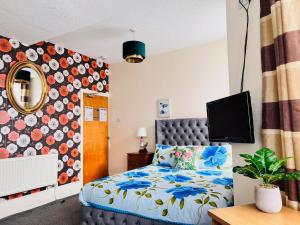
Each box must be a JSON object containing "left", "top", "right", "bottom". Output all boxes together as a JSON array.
[{"left": 206, "top": 91, "right": 255, "bottom": 144}]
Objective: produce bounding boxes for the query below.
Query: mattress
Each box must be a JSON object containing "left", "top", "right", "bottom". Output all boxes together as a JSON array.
[{"left": 80, "top": 165, "right": 233, "bottom": 225}]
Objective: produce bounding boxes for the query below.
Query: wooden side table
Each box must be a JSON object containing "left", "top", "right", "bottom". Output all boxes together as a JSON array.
[
  {"left": 127, "top": 152, "right": 154, "bottom": 170},
  {"left": 208, "top": 204, "right": 300, "bottom": 225}
]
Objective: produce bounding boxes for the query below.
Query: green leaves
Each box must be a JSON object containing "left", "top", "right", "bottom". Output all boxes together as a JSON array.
[
  {"left": 170, "top": 196, "right": 176, "bottom": 205},
  {"left": 179, "top": 199, "right": 184, "bottom": 209},
  {"left": 194, "top": 196, "right": 217, "bottom": 208},
  {"left": 162, "top": 209, "right": 168, "bottom": 216},
  {"left": 233, "top": 165, "right": 260, "bottom": 179},
  {"left": 234, "top": 147, "right": 300, "bottom": 186},
  {"left": 269, "top": 158, "right": 290, "bottom": 172},
  {"left": 123, "top": 190, "right": 127, "bottom": 199},
  {"left": 255, "top": 148, "right": 277, "bottom": 170},
  {"left": 209, "top": 201, "right": 217, "bottom": 208},
  {"left": 145, "top": 193, "right": 152, "bottom": 198},
  {"left": 284, "top": 171, "right": 300, "bottom": 180},
  {"left": 109, "top": 198, "right": 114, "bottom": 204},
  {"left": 104, "top": 189, "right": 111, "bottom": 194},
  {"left": 194, "top": 199, "right": 202, "bottom": 204},
  {"left": 203, "top": 196, "right": 210, "bottom": 204},
  {"left": 210, "top": 194, "right": 219, "bottom": 199},
  {"left": 116, "top": 188, "right": 121, "bottom": 194},
  {"left": 239, "top": 147, "right": 278, "bottom": 174},
  {"left": 155, "top": 199, "right": 164, "bottom": 205}
]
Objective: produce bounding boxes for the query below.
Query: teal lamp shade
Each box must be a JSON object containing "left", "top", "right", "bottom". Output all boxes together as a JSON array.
[{"left": 123, "top": 41, "right": 145, "bottom": 63}]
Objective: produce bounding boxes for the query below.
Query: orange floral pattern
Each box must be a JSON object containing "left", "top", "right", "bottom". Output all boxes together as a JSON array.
[
  {"left": 16, "top": 51, "right": 27, "bottom": 61},
  {"left": 59, "top": 172, "right": 68, "bottom": 185},
  {"left": 0, "top": 38, "right": 12, "bottom": 52},
  {"left": 8, "top": 131, "right": 19, "bottom": 141},
  {"left": 0, "top": 110, "right": 10, "bottom": 124},
  {"left": 30, "top": 129, "right": 43, "bottom": 141},
  {"left": 0, "top": 148, "right": 9, "bottom": 159},
  {"left": 0, "top": 74, "right": 6, "bottom": 88},
  {"left": 0, "top": 35, "right": 109, "bottom": 200}
]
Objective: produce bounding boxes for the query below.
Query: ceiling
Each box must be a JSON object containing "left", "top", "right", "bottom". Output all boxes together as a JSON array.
[{"left": 0, "top": 0, "right": 227, "bottom": 63}]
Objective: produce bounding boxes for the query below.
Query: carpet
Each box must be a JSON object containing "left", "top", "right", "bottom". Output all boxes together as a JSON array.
[{"left": 0, "top": 195, "right": 81, "bottom": 225}]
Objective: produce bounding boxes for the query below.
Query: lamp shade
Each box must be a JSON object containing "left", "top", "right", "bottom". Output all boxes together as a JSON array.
[
  {"left": 123, "top": 40, "right": 145, "bottom": 63},
  {"left": 137, "top": 127, "right": 147, "bottom": 137}
]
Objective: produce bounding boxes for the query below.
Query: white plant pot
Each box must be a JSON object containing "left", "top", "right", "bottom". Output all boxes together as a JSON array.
[{"left": 255, "top": 184, "right": 282, "bottom": 213}]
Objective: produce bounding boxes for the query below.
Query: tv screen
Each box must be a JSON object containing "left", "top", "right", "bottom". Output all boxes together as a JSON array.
[{"left": 206, "top": 91, "right": 255, "bottom": 143}]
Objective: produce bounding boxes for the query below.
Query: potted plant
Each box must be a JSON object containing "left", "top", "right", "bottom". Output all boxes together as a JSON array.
[{"left": 233, "top": 147, "right": 300, "bottom": 213}]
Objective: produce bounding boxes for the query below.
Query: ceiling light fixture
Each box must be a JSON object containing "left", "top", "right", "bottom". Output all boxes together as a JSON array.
[{"left": 122, "top": 28, "right": 146, "bottom": 63}]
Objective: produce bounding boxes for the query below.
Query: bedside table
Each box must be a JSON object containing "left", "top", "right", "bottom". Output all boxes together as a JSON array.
[
  {"left": 208, "top": 204, "right": 300, "bottom": 225},
  {"left": 127, "top": 152, "right": 154, "bottom": 170}
]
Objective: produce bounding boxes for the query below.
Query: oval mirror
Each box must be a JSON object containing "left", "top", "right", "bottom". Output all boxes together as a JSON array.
[{"left": 6, "top": 61, "right": 48, "bottom": 114}]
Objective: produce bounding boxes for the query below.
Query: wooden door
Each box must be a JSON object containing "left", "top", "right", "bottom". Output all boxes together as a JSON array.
[{"left": 83, "top": 93, "right": 108, "bottom": 184}]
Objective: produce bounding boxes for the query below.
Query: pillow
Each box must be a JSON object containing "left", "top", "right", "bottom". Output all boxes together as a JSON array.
[
  {"left": 152, "top": 144, "right": 176, "bottom": 167},
  {"left": 196, "top": 145, "right": 232, "bottom": 169},
  {"left": 174, "top": 146, "right": 200, "bottom": 170}
]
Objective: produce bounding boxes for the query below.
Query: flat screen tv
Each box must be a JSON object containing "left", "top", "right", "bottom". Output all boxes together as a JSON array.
[{"left": 206, "top": 91, "right": 255, "bottom": 143}]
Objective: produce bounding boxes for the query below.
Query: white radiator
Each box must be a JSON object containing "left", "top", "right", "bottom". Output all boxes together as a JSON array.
[{"left": 0, "top": 154, "right": 58, "bottom": 197}]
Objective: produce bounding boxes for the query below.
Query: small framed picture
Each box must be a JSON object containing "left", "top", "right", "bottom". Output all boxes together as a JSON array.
[{"left": 157, "top": 99, "right": 171, "bottom": 118}]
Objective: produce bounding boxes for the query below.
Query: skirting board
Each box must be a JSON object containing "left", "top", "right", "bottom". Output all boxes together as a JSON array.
[
  {"left": 0, "top": 181, "right": 81, "bottom": 219},
  {"left": 55, "top": 181, "right": 82, "bottom": 199}
]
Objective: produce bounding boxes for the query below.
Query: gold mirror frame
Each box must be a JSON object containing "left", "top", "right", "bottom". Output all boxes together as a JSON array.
[{"left": 6, "top": 61, "right": 48, "bottom": 115}]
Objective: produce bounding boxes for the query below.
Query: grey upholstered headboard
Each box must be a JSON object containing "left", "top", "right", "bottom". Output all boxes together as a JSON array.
[{"left": 155, "top": 118, "right": 220, "bottom": 146}]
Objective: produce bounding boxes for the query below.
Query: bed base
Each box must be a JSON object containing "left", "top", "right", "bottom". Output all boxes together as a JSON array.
[{"left": 81, "top": 206, "right": 177, "bottom": 225}]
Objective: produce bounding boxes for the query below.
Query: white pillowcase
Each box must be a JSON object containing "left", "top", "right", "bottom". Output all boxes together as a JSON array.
[{"left": 152, "top": 144, "right": 176, "bottom": 167}]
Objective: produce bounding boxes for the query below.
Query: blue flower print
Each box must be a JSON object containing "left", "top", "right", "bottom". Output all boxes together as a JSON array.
[
  {"left": 124, "top": 171, "right": 149, "bottom": 178},
  {"left": 166, "top": 186, "right": 207, "bottom": 199},
  {"left": 202, "top": 146, "right": 227, "bottom": 167},
  {"left": 156, "top": 162, "right": 172, "bottom": 167},
  {"left": 163, "top": 175, "right": 192, "bottom": 182},
  {"left": 116, "top": 180, "right": 152, "bottom": 190},
  {"left": 158, "top": 168, "right": 180, "bottom": 173},
  {"left": 212, "top": 178, "right": 233, "bottom": 187},
  {"left": 159, "top": 144, "right": 173, "bottom": 150},
  {"left": 197, "top": 170, "right": 223, "bottom": 176}
]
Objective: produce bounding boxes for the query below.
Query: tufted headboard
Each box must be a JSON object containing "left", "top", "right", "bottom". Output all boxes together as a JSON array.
[{"left": 155, "top": 118, "right": 221, "bottom": 146}]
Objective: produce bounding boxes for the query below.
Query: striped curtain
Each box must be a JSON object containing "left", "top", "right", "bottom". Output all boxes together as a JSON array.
[
  {"left": 261, "top": 0, "right": 300, "bottom": 210},
  {"left": 20, "top": 81, "right": 30, "bottom": 108}
]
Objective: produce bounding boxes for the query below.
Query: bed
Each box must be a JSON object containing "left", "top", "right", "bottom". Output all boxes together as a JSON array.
[{"left": 80, "top": 118, "right": 234, "bottom": 225}]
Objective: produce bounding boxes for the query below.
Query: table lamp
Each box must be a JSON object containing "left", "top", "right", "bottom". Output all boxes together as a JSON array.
[{"left": 137, "top": 127, "right": 147, "bottom": 153}]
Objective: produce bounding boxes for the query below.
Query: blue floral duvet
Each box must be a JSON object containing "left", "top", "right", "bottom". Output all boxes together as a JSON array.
[{"left": 80, "top": 165, "right": 233, "bottom": 225}]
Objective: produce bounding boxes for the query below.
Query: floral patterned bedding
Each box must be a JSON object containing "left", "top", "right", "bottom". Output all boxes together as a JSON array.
[{"left": 80, "top": 165, "right": 233, "bottom": 225}]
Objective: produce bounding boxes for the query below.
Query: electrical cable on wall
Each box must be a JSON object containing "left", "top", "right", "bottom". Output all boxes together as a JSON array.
[{"left": 239, "top": 0, "right": 252, "bottom": 93}]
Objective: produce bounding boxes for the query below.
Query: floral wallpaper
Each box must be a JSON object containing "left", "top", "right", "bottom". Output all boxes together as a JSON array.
[{"left": 0, "top": 35, "right": 109, "bottom": 199}]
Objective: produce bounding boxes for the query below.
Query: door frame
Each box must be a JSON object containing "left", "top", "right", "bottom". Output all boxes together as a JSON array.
[{"left": 79, "top": 89, "right": 109, "bottom": 188}]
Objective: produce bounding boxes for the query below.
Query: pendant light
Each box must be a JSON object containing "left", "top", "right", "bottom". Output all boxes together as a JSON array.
[{"left": 123, "top": 28, "right": 146, "bottom": 63}]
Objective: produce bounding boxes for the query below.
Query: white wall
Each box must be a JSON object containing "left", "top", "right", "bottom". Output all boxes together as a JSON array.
[
  {"left": 109, "top": 39, "right": 230, "bottom": 175},
  {"left": 226, "top": 0, "right": 261, "bottom": 204},
  {"left": 110, "top": 0, "right": 262, "bottom": 205}
]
